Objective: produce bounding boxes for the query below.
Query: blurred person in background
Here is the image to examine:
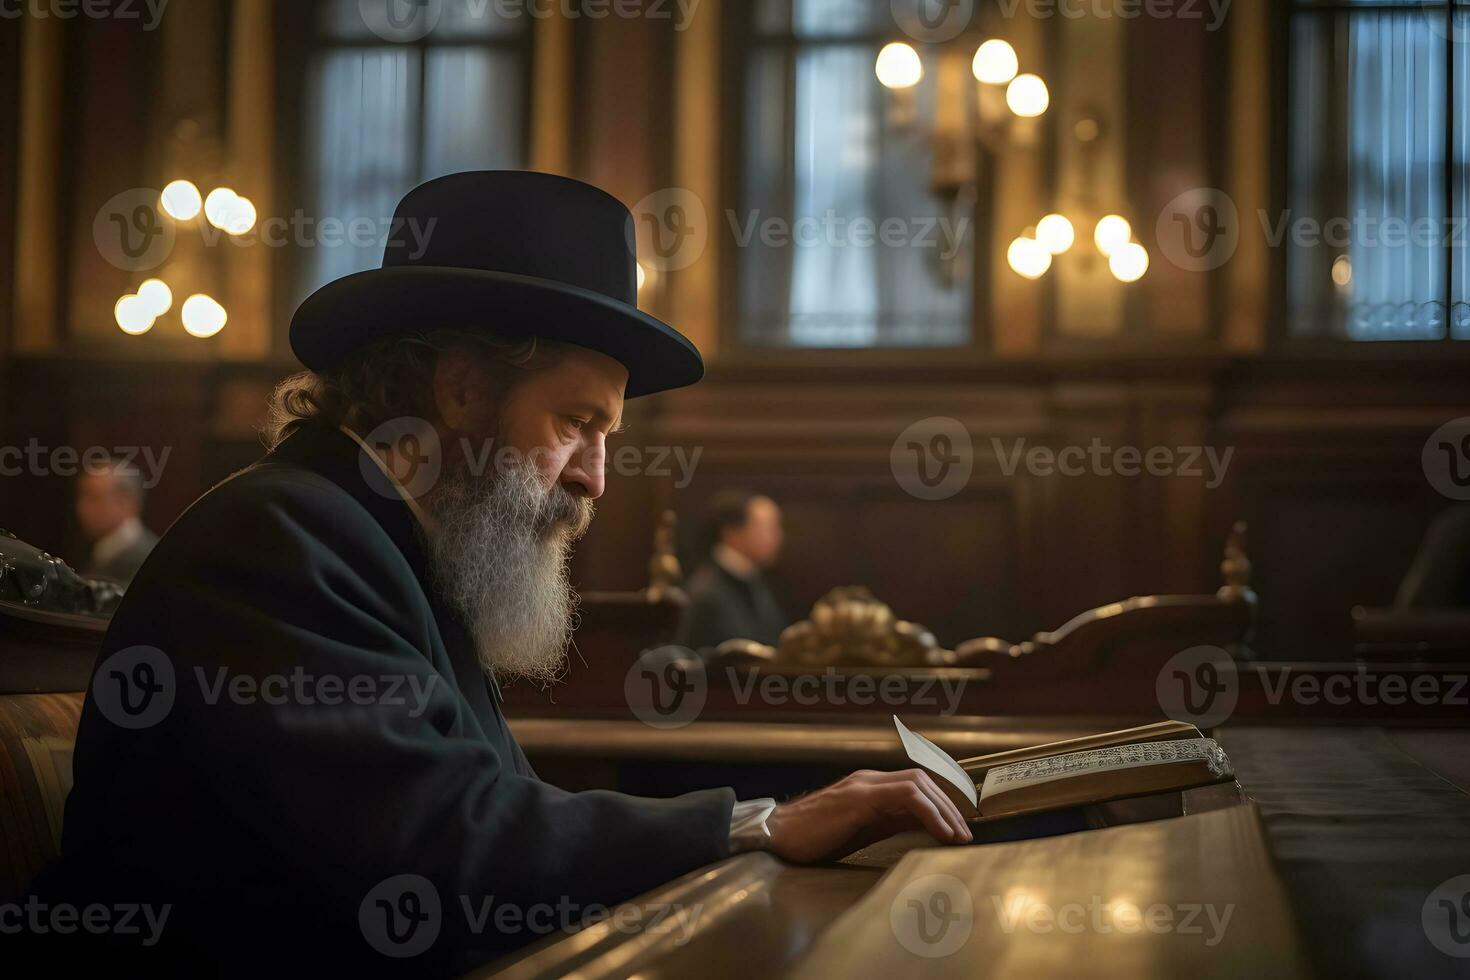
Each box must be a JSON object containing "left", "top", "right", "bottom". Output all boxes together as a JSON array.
[
  {"left": 678, "top": 489, "right": 788, "bottom": 649},
  {"left": 76, "top": 457, "right": 157, "bottom": 586}
]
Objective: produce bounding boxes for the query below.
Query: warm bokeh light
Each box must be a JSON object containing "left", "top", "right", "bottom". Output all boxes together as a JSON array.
[
  {"left": 1007, "top": 237, "right": 1053, "bottom": 279},
  {"left": 137, "top": 278, "right": 173, "bottom": 316},
  {"left": 972, "top": 39, "right": 1019, "bottom": 85},
  {"left": 114, "top": 294, "right": 155, "bottom": 335},
  {"left": 225, "top": 196, "right": 258, "bottom": 235},
  {"left": 875, "top": 42, "right": 923, "bottom": 90},
  {"left": 1036, "top": 214, "right": 1076, "bottom": 255},
  {"left": 1109, "top": 242, "right": 1150, "bottom": 282},
  {"left": 204, "top": 187, "right": 239, "bottom": 231},
  {"left": 182, "top": 294, "right": 228, "bottom": 338},
  {"left": 636, "top": 262, "right": 647, "bottom": 291},
  {"left": 1094, "top": 215, "right": 1133, "bottom": 256},
  {"left": 160, "top": 179, "right": 202, "bottom": 221},
  {"left": 1006, "top": 73, "right": 1049, "bottom": 117},
  {"left": 1332, "top": 254, "right": 1352, "bottom": 288}
]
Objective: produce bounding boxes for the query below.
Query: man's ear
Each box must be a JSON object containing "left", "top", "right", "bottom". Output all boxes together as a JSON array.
[{"left": 432, "top": 349, "right": 478, "bottom": 431}]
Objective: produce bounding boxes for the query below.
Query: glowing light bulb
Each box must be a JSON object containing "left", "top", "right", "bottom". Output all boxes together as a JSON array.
[
  {"left": 1007, "top": 237, "right": 1053, "bottom": 280},
  {"left": 160, "top": 180, "right": 202, "bottom": 221},
  {"left": 1109, "top": 242, "right": 1150, "bottom": 282},
  {"left": 182, "top": 294, "right": 228, "bottom": 338},
  {"left": 875, "top": 42, "right": 923, "bottom": 90},
  {"left": 636, "top": 263, "right": 647, "bottom": 291},
  {"left": 114, "top": 294, "right": 155, "bottom": 335},
  {"left": 1094, "top": 215, "right": 1133, "bottom": 256},
  {"left": 1332, "top": 255, "right": 1352, "bottom": 288},
  {"left": 972, "top": 39, "right": 1019, "bottom": 85},
  {"left": 137, "top": 278, "right": 173, "bottom": 316},
  {"left": 1036, "top": 214, "right": 1076, "bottom": 255},
  {"left": 224, "top": 196, "right": 257, "bottom": 235},
  {"left": 204, "top": 188, "right": 239, "bottom": 231},
  {"left": 1006, "top": 73, "right": 1049, "bottom": 118}
]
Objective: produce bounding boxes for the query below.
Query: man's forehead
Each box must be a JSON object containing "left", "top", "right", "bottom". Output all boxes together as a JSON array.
[{"left": 532, "top": 344, "right": 628, "bottom": 416}]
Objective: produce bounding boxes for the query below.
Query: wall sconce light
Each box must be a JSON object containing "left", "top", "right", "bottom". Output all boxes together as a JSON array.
[
  {"left": 877, "top": 37, "right": 1048, "bottom": 285},
  {"left": 113, "top": 278, "right": 175, "bottom": 335},
  {"left": 126, "top": 176, "right": 252, "bottom": 337},
  {"left": 1009, "top": 212, "right": 1150, "bottom": 283},
  {"left": 203, "top": 187, "right": 257, "bottom": 236},
  {"left": 181, "top": 294, "right": 228, "bottom": 338},
  {"left": 160, "top": 180, "right": 203, "bottom": 221}
]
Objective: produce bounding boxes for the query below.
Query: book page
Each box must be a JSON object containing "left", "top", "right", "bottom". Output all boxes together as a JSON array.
[
  {"left": 893, "top": 716, "right": 978, "bottom": 810},
  {"left": 979, "top": 737, "right": 1229, "bottom": 805}
]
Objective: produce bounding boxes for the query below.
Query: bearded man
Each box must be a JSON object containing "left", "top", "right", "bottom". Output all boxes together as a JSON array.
[{"left": 33, "top": 172, "right": 969, "bottom": 976}]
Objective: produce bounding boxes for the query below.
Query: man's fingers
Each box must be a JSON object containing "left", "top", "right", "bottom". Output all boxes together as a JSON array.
[
  {"left": 859, "top": 769, "right": 972, "bottom": 843},
  {"left": 871, "top": 780, "right": 963, "bottom": 844}
]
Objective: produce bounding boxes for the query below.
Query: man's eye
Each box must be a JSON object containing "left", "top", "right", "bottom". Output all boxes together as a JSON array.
[{"left": 565, "top": 417, "right": 589, "bottom": 431}]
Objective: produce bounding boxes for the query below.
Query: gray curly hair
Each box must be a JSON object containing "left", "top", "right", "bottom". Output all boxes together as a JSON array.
[{"left": 263, "top": 330, "right": 561, "bottom": 451}]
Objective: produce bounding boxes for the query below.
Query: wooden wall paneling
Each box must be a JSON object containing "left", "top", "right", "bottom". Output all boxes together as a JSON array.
[
  {"left": 13, "top": 13, "right": 65, "bottom": 353},
  {"left": 1223, "top": 0, "right": 1270, "bottom": 352},
  {"left": 0, "top": 15, "right": 20, "bottom": 360},
  {"left": 1127, "top": 6, "right": 1214, "bottom": 339},
  {"left": 222, "top": 0, "right": 275, "bottom": 361}
]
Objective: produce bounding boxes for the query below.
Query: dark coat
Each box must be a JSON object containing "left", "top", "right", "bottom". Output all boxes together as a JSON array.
[
  {"left": 84, "top": 524, "right": 158, "bottom": 586},
  {"left": 32, "top": 422, "right": 733, "bottom": 977},
  {"left": 676, "top": 560, "right": 788, "bottom": 650}
]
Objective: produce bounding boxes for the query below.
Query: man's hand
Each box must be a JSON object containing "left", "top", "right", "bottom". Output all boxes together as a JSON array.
[{"left": 765, "top": 769, "right": 973, "bottom": 864}]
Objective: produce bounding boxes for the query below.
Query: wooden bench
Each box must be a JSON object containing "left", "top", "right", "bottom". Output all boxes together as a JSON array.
[{"left": 0, "top": 607, "right": 88, "bottom": 902}]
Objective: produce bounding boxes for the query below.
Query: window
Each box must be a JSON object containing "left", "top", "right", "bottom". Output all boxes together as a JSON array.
[
  {"left": 300, "top": 0, "right": 529, "bottom": 299},
  {"left": 736, "top": 0, "right": 975, "bottom": 348},
  {"left": 1287, "top": 0, "right": 1469, "bottom": 340}
]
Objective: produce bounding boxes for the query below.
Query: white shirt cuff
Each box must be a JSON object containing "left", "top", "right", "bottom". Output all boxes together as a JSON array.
[{"left": 728, "top": 797, "right": 778, "bottom": 853}]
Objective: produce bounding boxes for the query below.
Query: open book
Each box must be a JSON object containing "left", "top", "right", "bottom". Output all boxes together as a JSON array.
[{"left": 894, "top": 716, "right": 1235, "bottom": 822}]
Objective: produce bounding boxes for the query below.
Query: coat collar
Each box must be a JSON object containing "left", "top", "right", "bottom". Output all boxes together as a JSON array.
[{"left": 266, "top": 420, "right": 431, "bottom": 586}]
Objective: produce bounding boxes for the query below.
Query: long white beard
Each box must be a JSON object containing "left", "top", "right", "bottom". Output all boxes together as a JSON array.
[{"left": 422, "top": 457, "right": 594, "bottom": 686}]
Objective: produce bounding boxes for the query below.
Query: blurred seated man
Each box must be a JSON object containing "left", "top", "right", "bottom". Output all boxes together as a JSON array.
[
  {"left": 678, "top": 489, "right": 788, "bottom": 649},
  {"left": 76, "top": 456, "right": 158, "bottom": 586},
  {"left": 1396, "top": 505, "right": 1470, "bottom": 608}
]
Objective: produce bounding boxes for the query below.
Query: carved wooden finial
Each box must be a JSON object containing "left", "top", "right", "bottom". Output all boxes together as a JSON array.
[
  {"left": 646, "top": 509, "right": 685, "bottom": 602},
  {"left": 1217, "top": 520, "right": 1256, "bottom": 603}
]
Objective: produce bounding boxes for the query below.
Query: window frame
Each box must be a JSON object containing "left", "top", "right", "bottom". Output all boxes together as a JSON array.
[
  {"left": 717, "top": 0, "right": 992, "bottom": 359},
  {"left": 272, "top": 0, "right": 536, "bottom": 349},
  {"left": 1275, "top": 0, "right": 1468, "bottom": 347}
]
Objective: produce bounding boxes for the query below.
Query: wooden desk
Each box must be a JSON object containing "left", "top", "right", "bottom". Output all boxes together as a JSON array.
[
  {"left": 471, "top": 791, "right": 1308, "bottom": 979},
  {"left": 479, "top": 728, "right": 1470, "bottom": 979}
]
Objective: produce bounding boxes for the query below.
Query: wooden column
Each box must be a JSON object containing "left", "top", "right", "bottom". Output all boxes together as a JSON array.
[
  {"left": 223, "top": 0, "right": 276, "bottom": 360},
  {"left": 13, "top": 14, "right": 64, "bottom": 353}
]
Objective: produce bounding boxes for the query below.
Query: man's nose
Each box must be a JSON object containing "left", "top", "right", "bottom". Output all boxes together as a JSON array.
[{"left": 561, "top": 443, "right": 606, "bottom": 500}]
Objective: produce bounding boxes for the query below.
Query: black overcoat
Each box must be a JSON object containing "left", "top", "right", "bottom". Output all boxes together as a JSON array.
[{"left": 32, "top": 421, "right": 733, "bottom": 976}]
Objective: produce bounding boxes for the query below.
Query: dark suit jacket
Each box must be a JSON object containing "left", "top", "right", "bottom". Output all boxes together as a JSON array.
[
  {"left": 32, "top": 422, "right": 733, "bottom": 977},
  {"left": 84, "top": 525, "right": 158, "bottom": 586},
  {"left": 676, "top": 560, "right": 787, "bottom": 650}
]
